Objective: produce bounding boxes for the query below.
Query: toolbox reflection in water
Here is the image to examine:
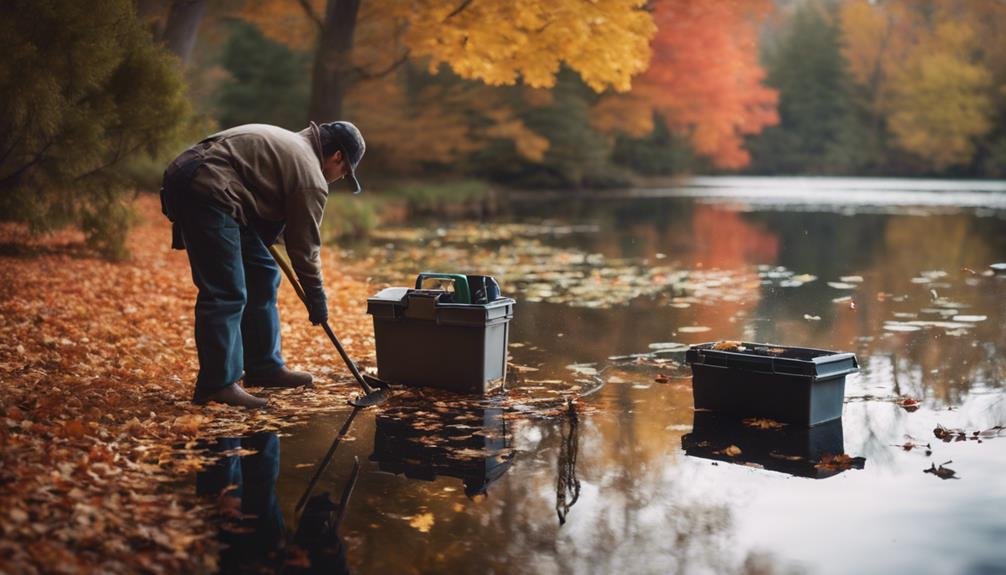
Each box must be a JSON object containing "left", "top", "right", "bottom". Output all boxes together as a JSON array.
[
  {"left": 369, "top": 404, "right": 513, "bottom": 497},
  {"left": 681, "top": 412, "right": 866, "bottom": 479}
]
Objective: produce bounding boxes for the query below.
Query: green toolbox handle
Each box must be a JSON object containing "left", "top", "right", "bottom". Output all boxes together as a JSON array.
[{"left": 415, "top": 272, "right": 471, "bottom": 304}]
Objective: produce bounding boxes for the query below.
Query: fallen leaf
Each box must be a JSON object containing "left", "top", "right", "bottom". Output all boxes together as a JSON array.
[
  {"left": 408, "top": 512, "right": 435, "bottom": 533},
  {"left": 722, "top": 445, "right": 742, "bottom": 457},
  {"left": 814, "top": 453, "right": 865, "bottom": 471},
  {"left": 924, "top": 461, "right": 958, "bottom": 479},
  {"left": 897, "top": 397, "right": 920, "bottom": 412},
  {"left": 712, "top": 340, "right": 743, "bottom": 351},
  {"left": 742, "top": 418, "right": 785, "bottom": 430}
]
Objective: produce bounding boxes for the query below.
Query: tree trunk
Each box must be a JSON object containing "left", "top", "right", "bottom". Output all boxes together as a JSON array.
[
  {"left": 161, "top": 0, "right": 206, "bottom": 66},
  {"left": 308, "top": 0, "right": 361, "bottom": 123}
]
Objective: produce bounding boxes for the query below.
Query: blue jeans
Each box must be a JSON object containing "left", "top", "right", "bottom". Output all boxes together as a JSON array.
[{"left": 174, "top": 192, "right": 284, "bottom": 393}]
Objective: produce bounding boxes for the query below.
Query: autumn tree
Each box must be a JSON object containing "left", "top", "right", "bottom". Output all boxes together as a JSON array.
[
  {"left": 241, "top": 0, "right": 655, "bottom": 123},
  {"left": 592, "top": 0, "right": 778, "bottom": 170},
  {"left": 840, "top": 0, "right": 1000, "bottom": 173},
  {"left": 0, "top": 0, "right": 196, "bottom": 258},
  {"left": 216, "top": 23, "right": 312, "bottom": 131}
]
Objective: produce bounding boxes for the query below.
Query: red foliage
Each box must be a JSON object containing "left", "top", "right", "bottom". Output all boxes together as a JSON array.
[{"left": 639, "top": 0, "right": 779, "bottom": 168}]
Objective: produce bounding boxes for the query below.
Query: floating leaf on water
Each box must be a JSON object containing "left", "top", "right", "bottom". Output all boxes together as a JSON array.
[
  {"left": 924, "top": 461, "right": 958, "bottom": 480},
  {"left": 832, "top": 296, "right": 852, "bottom": 303},
  {"left": 884, "top": 322, "right": 922, "bottom": 332},
  {"left": 803, "top": 314, "right": 821, "bottom": 321},
  {"left": 814, "top": 453, "right": 864, "bottom": 471},
  {"left": 565, "top": 363, "right": 597, "bottom": 376},
  {"left": 647, "top": 342, "right": 690, "bottom": 352},
  {"left": 408, "top": 512, "right": 435, "bottom": 532},
  {"left": 840, "top": 275, "right": 864, "bottom": 283},
  {"left": 722, "top": 445, "right": 742, "bottom": 457},
  {"left": 792, "top": 273, "right": 817, "bottom": 283},
  {"left": 827, "top": 282, "right": 857, "bottom": 289},
  {"left": 678, "top": 326, "right": 711, "bottom": 333},
  {"left": 743, "top": 418, "right": 785, "bottom": 430},
  {"left": 897, "top": 397, "right": 920, "bottom": 412},
  {"left": 952, "top": 315, "right": 987, "bottom": 322}
]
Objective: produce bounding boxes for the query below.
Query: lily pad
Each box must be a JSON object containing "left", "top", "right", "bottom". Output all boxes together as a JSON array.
[
  {"left": 647, "top": 342, "right": 690, "bottom": 352},
  {"left": 952, "top": 315, "right": 987, "bottom": 322}
]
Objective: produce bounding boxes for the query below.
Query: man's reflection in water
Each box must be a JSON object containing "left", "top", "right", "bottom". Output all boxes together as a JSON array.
[
  {"left": 197, "top": 432, "right": 352, "bottom": 574},
  {"left": 197, "top": 432, "right": 285, "bottom": 571}
]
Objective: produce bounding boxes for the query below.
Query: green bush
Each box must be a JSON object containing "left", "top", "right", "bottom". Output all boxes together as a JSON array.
[
  {"left": 322, "top": 195, "right": 382, "bottom": 240},
  {"left": 382, "top": 180, "right": 492, "bottom": 212},
  {"left": 0, "top": 0, "right": 197, "bottom": 258}
]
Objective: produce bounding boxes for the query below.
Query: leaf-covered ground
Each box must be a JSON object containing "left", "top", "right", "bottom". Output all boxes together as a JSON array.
[{"left": 0, "top": 195, "right": 378, "bottom": 573}]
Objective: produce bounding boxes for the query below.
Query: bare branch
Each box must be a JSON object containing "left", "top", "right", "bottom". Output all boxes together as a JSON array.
[
  {"left": 353, "top": 48, "right": 411, "bottom": 80},
  {"left": 444, "top": 0, "right": 474, "bottom": 21},
  {"left": 296, "top": 0, "right": 325, "bottom": 30}
]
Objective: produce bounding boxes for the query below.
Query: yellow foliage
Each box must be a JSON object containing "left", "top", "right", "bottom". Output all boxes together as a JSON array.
[
  {"left": 241, "top": 0, "right": 654, "bottom": 94},
  {"left": 239, "top": 0, "right": 323, "bottom": 52},
  {"left": 345, "top": 74, "right": 548, "bottom": 170},
  {"left": 590, "top": 94, "right": 655, "bottom": 138},
  {"left": 402, "top": 0, "right": 654, "bottom": 93},
  {"left": 886, "top": 22, "right": 993, "bottom": 169}
]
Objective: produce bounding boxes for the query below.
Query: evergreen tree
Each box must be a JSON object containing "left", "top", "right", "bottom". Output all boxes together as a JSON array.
[
  {"left": 0, "top": 0, "right": 195, "bottom": 258},
  {"left": 612, "top": 112, "right": 697, "bottom": 176},
  {"left": 475, "top": 70, "right": 625, "bottom": 188},
  {"left": 748, "top": 2, "right": 870, "bottom": 174},
  {"left": 216, "top": 23, "right": 312, "bottom": 130}
]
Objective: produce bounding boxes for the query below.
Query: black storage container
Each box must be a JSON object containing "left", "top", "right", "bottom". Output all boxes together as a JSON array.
[
  {"left": 681, "top": 412, "right": 864, "bottom": 479},
  {"left": 685, "top": 341, "right": 859, "bottom": 427},
  {"left": 366, "top": 283, "right": 515, "bottom": 394}
]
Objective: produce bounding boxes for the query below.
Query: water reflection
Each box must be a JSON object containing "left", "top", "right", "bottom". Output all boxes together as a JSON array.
[
  {"left": 196, "top": 433, "right": 285, "bottom": 572},
  {"left": 198, "top": 432, "right": 356, "bottom": 574},
  {"left": 555, "top": 400, "right": 581, "bottom": 525},
  {"left": 311, "top": 184, "right": 1006, "bottom": 573},
  {"left": 370, "top": 403, "right": 513, "bottom": 497},
  {"left": 681, "top": 412, "right": 865, "bottom": 479}
]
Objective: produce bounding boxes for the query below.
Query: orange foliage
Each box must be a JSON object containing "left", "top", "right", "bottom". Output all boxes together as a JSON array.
[{"left": 595, "top": 0, "right": 779, "bottom": 169}]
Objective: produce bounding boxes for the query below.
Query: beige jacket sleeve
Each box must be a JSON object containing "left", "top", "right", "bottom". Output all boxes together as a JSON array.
[{"left": 283, "top": 186, "right": 329, "bottom": 301}]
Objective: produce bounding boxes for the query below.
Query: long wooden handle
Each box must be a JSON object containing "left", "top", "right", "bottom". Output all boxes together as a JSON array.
[
  {"left": 268, "top": 244, "right": 308, "bottom": 304},
  {"left": 267, "top": 244, "right": 377, "bottom": 395}
]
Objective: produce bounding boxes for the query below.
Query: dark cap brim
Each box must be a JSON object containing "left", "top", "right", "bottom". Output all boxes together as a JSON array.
[{"left": 347, "top": 168, "right": 362, "bottom": 194}]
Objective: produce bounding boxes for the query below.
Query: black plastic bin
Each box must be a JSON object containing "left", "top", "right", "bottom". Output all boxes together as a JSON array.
[
  {"left": 366, "top": 285, "right": 515, "bottom": 394},
  {"left": 685, "top": 341, "right": 859, "bottom": 427}
]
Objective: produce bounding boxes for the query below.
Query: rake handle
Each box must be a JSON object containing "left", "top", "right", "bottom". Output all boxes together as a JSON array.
[{"left": 267, "top": 245, "right": 376, "bottom": 395}]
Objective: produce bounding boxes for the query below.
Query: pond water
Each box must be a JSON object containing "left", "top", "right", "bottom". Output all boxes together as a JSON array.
[{"left": 205, "top": 177, "right": 1006, "bottom": 574}]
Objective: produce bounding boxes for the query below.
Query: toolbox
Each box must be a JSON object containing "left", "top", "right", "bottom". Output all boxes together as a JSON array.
[{"left": 366, "top": 273, "right": 515, "bottom": 394}]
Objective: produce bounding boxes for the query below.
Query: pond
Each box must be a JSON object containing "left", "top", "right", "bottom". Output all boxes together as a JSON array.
[{"left": 204, "top": 177, "right": 1006, "bottom": 574}]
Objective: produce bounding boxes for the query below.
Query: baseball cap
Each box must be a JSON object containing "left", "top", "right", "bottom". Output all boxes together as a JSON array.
[{"left": 320, "top": 121, "right": 366, "bottom": 194}]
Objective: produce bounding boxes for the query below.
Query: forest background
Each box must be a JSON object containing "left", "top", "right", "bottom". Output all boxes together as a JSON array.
[{"left": 2, "top": 0, "right": 1005, "bottom": 257}]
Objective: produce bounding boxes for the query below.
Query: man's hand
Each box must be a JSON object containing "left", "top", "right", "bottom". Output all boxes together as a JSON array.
[{"left": 306, "top": 291, "right": 328, "bottom": 325}]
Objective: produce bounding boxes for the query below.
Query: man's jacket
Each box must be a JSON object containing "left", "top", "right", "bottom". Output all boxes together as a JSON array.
[{"left": 163, "top": 122, "right": 330, "bottom": 303}]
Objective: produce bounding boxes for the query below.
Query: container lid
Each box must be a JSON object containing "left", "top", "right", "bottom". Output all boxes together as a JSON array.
[
  {"left": 686, "top": 341, "right": 859, "bottom": 381},
  {"left": 367, "top": 287, "right": 515, "bottom": 326}
]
